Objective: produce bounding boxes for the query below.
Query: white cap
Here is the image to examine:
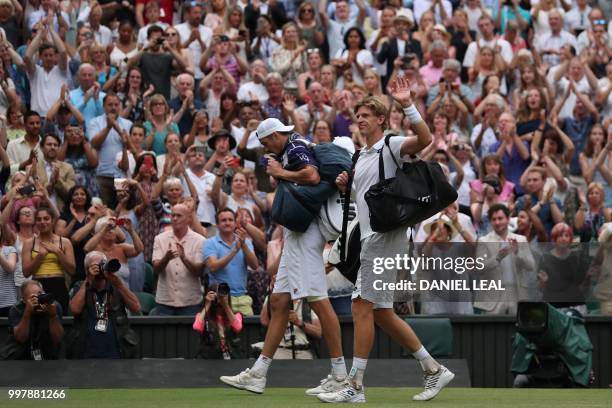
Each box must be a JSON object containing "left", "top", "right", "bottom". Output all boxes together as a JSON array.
[{"left": 256, "top": 118, "right": 294, "bottom": 140}]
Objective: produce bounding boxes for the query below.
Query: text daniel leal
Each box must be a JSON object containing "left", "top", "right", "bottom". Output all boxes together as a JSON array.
[{"left": 373, "top": 280, "right": 505, "bottom": 291}]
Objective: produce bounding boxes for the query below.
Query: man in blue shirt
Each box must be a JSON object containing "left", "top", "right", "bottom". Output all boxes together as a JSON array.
[
  {"left": 87, "top": 94, "right": 132, "bottom": 207},
  {"left": 488, "top": 112, "right": 530, "bottom": 195},
  {"left": 70, "top": 64, "right": 105, "bottom": 124},
  {"left": 515, "top": 167, "right": 565, "bottom": 235},
  {"left": 203, "top": 208, "right": 258, "bottom": 316},
  {"left": 494, "top": 0, "right": 530, "bottom": 34}
]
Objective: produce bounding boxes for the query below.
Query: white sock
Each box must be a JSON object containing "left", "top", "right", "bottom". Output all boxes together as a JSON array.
[
  {"left": 348, "top": 357, "right": 368, "bottom": 388},
  {"left": 331, "top": 356, "right": 347, "bottom": 379},
  {"left": 412, "top": 346, "right": 440, "bottom": 374},
  {"left": 251, "top": 355, "right": 272, "bottom": 377}
]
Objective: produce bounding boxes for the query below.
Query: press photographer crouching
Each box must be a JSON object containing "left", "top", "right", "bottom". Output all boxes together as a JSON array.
[
  {"left": 193, "top": 283, "right": 245, "bottom": 359},
  {"left": 66, "top": 251, "right": 140, "bottom": 359},
  {"left": 1, "top": 281, "right": 64, "bottom": 360}
]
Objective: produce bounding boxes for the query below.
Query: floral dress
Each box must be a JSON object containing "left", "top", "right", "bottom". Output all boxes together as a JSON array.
[
  {"left": 136, "top": 181, "right": 160, "bottom": 263},
  {"left": 65, "top": 148, "right": 99, "bottom": 197}
]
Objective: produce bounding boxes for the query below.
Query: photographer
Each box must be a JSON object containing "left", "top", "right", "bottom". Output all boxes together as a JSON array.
[
  {"left": 1, "top": 281, "right": 63, "bottom": 360},
  {"left": 193, "top": 283, "right": 244, "bottom": 359},
  {"left": 67, "top": 251, "right": 140, "bottom": 359},
  {"left": 204, "top": 208, "right": 259, "bottom": 317}
]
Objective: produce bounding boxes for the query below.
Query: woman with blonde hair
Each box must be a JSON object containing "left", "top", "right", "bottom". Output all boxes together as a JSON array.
[
  {"left": 67, "top": 25, "right": 95, "bottom": 72},
  {"left": 363, "top": 68, "right": 383, "bottom": 98},
  {"left": 165, "top": 26, "right": 195, "bottom": 77},
  {"left": 270, "top": 22, "right": 307, "bottom": 93},
  {"left": 320, "top": 64, "right": 337, "bottom": 103},
  {"left": 224, "top": 5, "right": 249, "bottom": 63},
  {"left": 144, "top": 94, "right": 180, "bottom": 155},
  {"left": 575, "top": 182, "right": 611, "bottom": 243},
  {"left": 413, "top": 11, "right": 435, "bottom": 53},
  {"left": 468, "top": 46, "right": 507, "bottom": 98},
  {"left": 296, "top": 1, "right": 324, "bottom": 51},
  {"left": 88, "top": 43, "right": 117, "bottom": 89}
]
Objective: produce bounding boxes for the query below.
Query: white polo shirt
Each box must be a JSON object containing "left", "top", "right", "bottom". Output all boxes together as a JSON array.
[
  {"left": 185, "top": 168, "right": 217, "bottom": 224},
  {"left": 462, "top": 37, "right": 513, "bottom": 68},
  {"left": 354, "top": 135, "right": 409, "bottom": 240},
  {"left": 28, "top": 64, "right": 70, "bottom": 117},
  {"left": 174, "top": 23, "right": 213, "bottom": 80}
]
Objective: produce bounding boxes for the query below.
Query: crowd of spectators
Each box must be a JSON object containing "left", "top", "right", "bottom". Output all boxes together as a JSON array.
[{"left": 0, "top": 0, "right": 611, "bottom": 359}]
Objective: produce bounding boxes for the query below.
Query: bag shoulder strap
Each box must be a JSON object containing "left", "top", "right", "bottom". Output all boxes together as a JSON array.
[
  {"left": 378, "top": 134, "right": 402, "bottom": 181},
  {"left": 339, "top": 149, "right": 361, "bottom": 262}
]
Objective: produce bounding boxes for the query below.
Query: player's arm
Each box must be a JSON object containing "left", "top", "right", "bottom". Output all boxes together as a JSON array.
[{"left": 267, "top": 162, "right": 320, "bottom": 185}]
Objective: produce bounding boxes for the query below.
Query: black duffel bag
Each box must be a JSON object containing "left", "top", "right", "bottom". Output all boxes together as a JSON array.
[{"left": 365, "top": 134, "right": 457, "bottom": 233}]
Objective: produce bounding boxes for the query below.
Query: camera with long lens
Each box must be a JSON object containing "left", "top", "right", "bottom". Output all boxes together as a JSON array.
[
  {"left": 96, "top": 258, "right": 122, "bottom": 278},
  {"left": 36, "top": 292, "right": 54, "bottom": 305}
]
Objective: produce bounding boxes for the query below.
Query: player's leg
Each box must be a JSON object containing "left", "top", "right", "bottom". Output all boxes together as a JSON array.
[
  {"left": 316, "top": 297, "right": 373, "bottom": 403},
  {"left": 373, "top": 308, "right": 455, "bottom": 401},
  {"left": 306, "top": 297, "right": 348, "bottom": 395},
  {"left": 219, "top": 292, "right": 291, "bottom": 394}
]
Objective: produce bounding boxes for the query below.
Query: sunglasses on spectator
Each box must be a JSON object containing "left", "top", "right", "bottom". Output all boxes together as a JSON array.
[
  {"left": 301, "top": 8, "right": 314, "bottom": 13},
  {"left": 307, "top": 48, "right": 320, "bottom": 54},
  {"left": 189, "top": 1, "right": 206, "bottom": 7},
  {"left": 592, "top": 20, "right": 607, "bottom": 25}
]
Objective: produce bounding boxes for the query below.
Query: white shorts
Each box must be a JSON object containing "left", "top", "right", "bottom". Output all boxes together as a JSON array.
[
  {"left": 352, "top": 228, "right": 408, "bottom": 309},
  {"left": 273, "top": 221, "right": 328, "bottom": 300}
]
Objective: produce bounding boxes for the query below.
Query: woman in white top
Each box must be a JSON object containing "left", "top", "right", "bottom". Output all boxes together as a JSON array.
[
  {"left": 333, "top": 27, "right": 373, "bottom": 89},
  {"left": 205, "top": 0, "right": 228, "bottom": 31},
  {"left": 156, "top": 132, "right": 183, "bottom": 176},
  {"left": 199, "top": 67, "right": 236, "bottom": 120},
  {"left": 531, "top": 0, "right": 562, "bottom": 37},
  {"left": 109, "top": 20, "right": 138, "bottom": 70},
  {"left": 211, "top": 165, "right": 262, "bottom": 227}
]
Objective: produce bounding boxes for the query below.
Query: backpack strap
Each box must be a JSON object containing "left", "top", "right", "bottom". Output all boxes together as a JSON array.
[{"left": 339, "top": 149, "right": 360, "bottom": 263}]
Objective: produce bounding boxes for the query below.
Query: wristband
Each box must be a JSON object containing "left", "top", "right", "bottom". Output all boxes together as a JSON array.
[{"left": 403, "top": 104, "right": 423, "bottom": 124}]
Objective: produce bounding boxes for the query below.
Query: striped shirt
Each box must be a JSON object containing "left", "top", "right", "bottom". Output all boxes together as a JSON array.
[{"left": 0, "top": 246, "right": 18, "bottom": 308}]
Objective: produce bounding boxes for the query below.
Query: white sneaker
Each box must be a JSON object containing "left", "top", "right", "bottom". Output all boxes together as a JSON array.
[
  {"left": 412, "top": 365, "right": 455, "bottom": 401},
  {"left": 305, "top": 374, "right": 347, "bottom": 395},
  {"left": 220, "top": 368, "right": 266, "bottom": 394},
  {"left": 317, "top": 381, "right": 366, "bottom": 403}
]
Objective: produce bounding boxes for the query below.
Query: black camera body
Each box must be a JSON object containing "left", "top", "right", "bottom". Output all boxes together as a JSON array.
[
  {"left": 37, "top": 292, "right": 54, "bottom": 305},
  {"left": 156, "top": 37, "right": 165, "bottom": 45},
  {"left": 217, "top": 283, "right": 230, "bottom": 297},
  {"left": 19, "top": 184, "right": 36, "bottom": 196},
  {"left": 484, "top": 178, "right": 502, "bottom": 194},
  {"left": 400, "top": 53, "right": 416, "bottom": 70}
]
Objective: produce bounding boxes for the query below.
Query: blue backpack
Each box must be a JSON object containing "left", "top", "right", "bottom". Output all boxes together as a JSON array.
[
  {"left": 294, "top": 139, "right": 353, "bottom": 184},
  {"left": 271, "top": 140, "right": 354, "bottom": 233}
]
